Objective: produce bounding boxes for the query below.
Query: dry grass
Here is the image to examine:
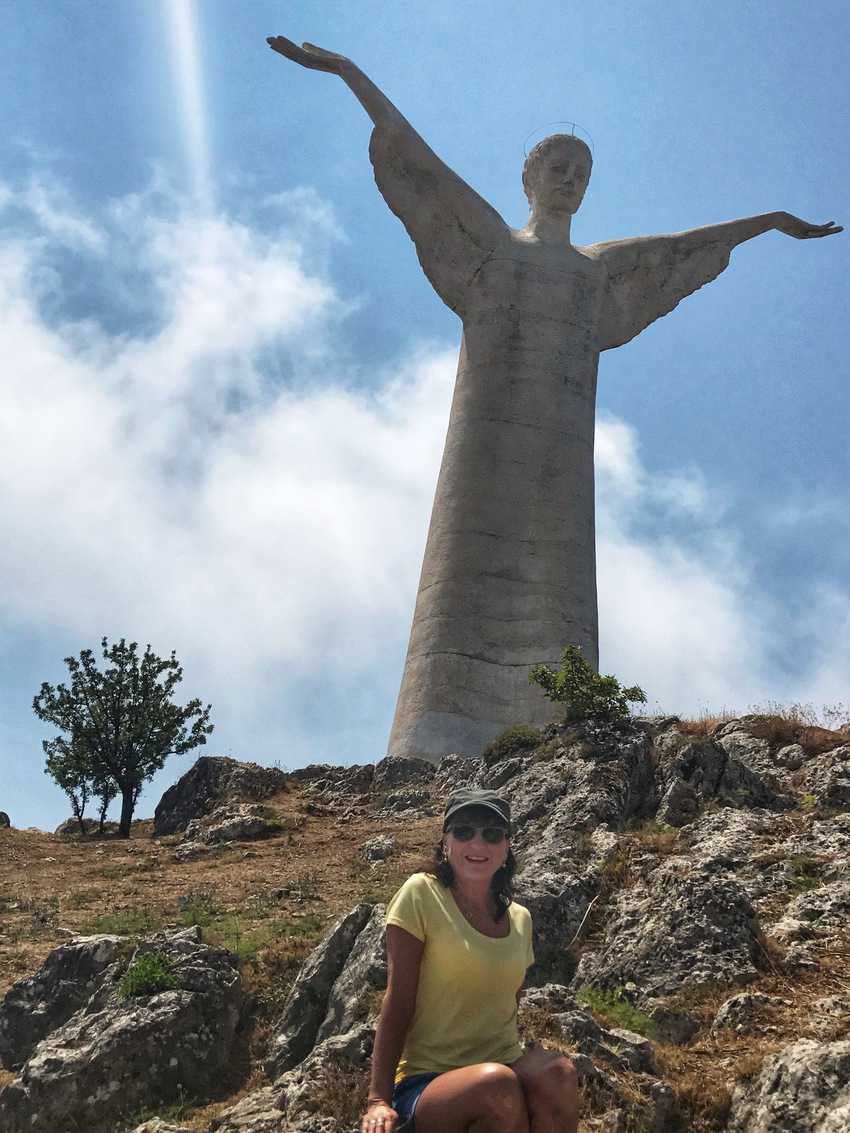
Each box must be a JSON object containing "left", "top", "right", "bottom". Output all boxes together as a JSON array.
[
  {"left": 2, "top": 767, "right": 849, "bottom": 1132},
  {"left": 677, "top": 702, "right": 849, "bottom": 753}
]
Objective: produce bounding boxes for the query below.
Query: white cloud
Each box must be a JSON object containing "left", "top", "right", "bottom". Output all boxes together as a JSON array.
[{"left": 0, "top": 170, "right": 848, "bottom": 770}]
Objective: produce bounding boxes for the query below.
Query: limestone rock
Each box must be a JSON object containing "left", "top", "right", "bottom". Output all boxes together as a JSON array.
[
  {"left": 711, "top": 992, "right": 790, "bottom": 1033},
  {"left": 316, "top": 904, "right": 387, "bottom": 1043},
  {"left": 298, "top": 764, "right": 374, "bottom": 798},
  {"left": 516, "top": 870, "right": 596, "bottom": 985},
  {"left": 372, "top": 755, "right": 435, "bottom": 792},
  {"left": 274, "top": 1023, "right": 374, "bottom": 1132},
  {"left": 575, "top": 859, "right": 760, "bottom": 1002},
  {"left": 129, "top": 1122, "right": 189, "bottom": 1133},
  {"left": 0, "top": 934, "right": 122, "bottom": 1069},
  {"left": 656, "top": 734, "right": 790, "bottom": 813},
  {"left": 184, "top": 802, "right": 279, "bottom": 845},
  {"left": 265, "top": 904, "right": 373, "bottom": 1079},
  {"left": 798, "top": 745, "right": 850, "bottom": 809},
  {"left": 154, "top": 756, "right": 287, "bottom": 836},
  {"left": 208, "top": 1084, "right": 287, "bottom": 1132},
  {"left": 770, "top": 881, "right": 850, "bottom": 945},
  {"left": 0, "top": 927, "right": 242, "bottom": 1133},
  {"left": 379, "top": 788, "right": 432, "bottom": 814},
  {"left": 728, "top": 1039, "right": 850, "bottom": 1131},
  {"left": 54, "top": 817, "right": 119, "bottom": 836},
  {"left": 432, "top": 754, "right": 485, "bottom": 794},
  {"left": 360, "top": 835, "right": 396, "bottom": 862}
]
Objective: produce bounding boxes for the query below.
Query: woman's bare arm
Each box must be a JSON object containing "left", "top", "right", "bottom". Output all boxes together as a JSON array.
[
  {"left": 267, "top": 36, "right": 410, "bottom": 135},
  {"left": 365, "top": 925, "right": 424, "bottom": 1124}
]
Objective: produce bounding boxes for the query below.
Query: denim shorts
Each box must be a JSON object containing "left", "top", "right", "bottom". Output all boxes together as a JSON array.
[{"left": 391, "top": 1071, "right": 442, "bottom": 1128}]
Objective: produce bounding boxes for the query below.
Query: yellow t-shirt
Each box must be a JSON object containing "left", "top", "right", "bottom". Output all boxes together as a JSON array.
[{"left": 385, "top": 871, "right": 535, "bottom": 1083}]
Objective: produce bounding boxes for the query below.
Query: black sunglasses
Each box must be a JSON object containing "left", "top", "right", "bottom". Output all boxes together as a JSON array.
[{"left": 446, "top": 824, "right": 508, "bottom": 844}]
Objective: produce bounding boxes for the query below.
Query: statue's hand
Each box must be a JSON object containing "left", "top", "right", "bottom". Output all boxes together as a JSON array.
[
  {"left": 266, "top": 35, "right": 352, "bottom": 76},
  {"left": 774, "top": 212, "right": 843, "bottom": 239}
]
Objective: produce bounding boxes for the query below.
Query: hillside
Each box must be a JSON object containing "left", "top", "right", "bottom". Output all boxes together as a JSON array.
[{"left": 1, "top": 713, "right": 849, "bottom": 1132}]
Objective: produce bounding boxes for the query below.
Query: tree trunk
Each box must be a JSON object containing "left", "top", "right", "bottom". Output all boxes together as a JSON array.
[{"left": 118, "top": 784, "right": 135, "bottom": 837}]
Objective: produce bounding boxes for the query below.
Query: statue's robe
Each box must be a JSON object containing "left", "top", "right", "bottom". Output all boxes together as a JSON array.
[{"left": 371, "top": 121, "right": 734, "bottom": 760}]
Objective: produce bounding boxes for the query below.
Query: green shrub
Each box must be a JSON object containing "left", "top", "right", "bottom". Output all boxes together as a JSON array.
[
  {"left": 529, "top": 646, "right": 646, "bottom": 723},
  {"left": 787, "top": 855, "right": 822, "bottom": 891},
  {"left": 577, "top": 985, "right": 657, "bottom": 1038},
  {"left": 482, "top": 725, "right": 543, "bottom": 764},
  {"left": 799, "top": 793, "right": 817, "bottom": 812},
  {"left": 89, "top": 906, "right": 162, "bottom": 935},
  {"left": 178, "top": 885, "right": 220, "bottom": 926},
  {"left": 119, "top": 951, "right": 179, "bottom": 999}
]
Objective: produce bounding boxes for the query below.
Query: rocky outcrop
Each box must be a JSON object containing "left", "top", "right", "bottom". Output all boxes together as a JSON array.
[
  {"left": 0, "top": 811, "right": 10, "bottom": 828},
  {"left": 0, "top": 934, "right": 122, "bottom": 1069},
  {"left": 154, "top": 757, "right": 288, "bottom": 836},
  {"left": 55, "top": 817, "right": 119, "bottom": 835},
  {"left": 728, "top": 1039, "right": 850, "bottom": 1131},
  {"left": 574, "top": 859, "right": 760, "bottom": 1003},
  {"left": 0, "top": 927, "right": 242, "bottom": 1133},
  {"left": 265, "top": 904, "right": 374, "bottom": 1079},
  {"left": 184, "top": 802, "right": 282, "bottom": 845}
]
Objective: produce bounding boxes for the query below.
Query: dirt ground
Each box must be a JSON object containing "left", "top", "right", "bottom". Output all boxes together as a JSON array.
[{"left": 1, "top": 777, "right": 849, "bottom": 1132}]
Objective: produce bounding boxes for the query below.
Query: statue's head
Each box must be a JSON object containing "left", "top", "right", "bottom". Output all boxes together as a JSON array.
[{"left": 522, "top": 134, "right": 592, "bottom": 214}]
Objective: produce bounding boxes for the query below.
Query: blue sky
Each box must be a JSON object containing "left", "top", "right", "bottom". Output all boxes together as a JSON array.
[{"left": 1, "top": 1, "right": 847, "bottom": 830}]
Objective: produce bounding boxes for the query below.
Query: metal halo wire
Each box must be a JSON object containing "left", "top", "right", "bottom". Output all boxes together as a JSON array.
[{"left": 523, "top": 121, "right": 595, "bottom": 158}]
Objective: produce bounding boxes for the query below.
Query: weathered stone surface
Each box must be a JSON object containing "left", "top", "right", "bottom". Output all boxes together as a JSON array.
[
  {"left": 300, "top": 764, "right": 374, "bottom": 798},
  {"left": 54, "top": 817, "right": 119, "bottom": 836},
  {"left": 728, "top": 1039, "right": 850, "bottom": 1131},
  {"left": 372, "top": 755, "right": 435, "bottom": 792},
  {"left": 798, "top": 745, "right": 850, "bottom": 809},
  {"left": 274, "top": 1023, "right": 374, "bottom": 1132},
  {"left": 154, "top": 756, "right": 287, "bottom": 836},
  {"left": 0, "top": 811, "right": 11, "bottom": 828},
  {"left": 711, "top": 992, "right": 790, "bottom": 1034},
  {"left": 516, "top": 870, "right": 596, "bottom": 985},
  {"left": 265, "top": 904, "right": 373, "bottom": 1079},
  {"left": 0, "top": 927, "right": 242, "bottom": 1133},
  {"left": 0, "top": 934, "right": 122, "bottom": 1069},
  {"left": 316, "top": 904, "right": 387, "bottom": 1043},
  {"left": 655, "top": 733, "right": 790, "bottom": 813},
  {"left": 770, "top": 881, "right": 850, "bottom": 945},
  {"left": 574, "top": 860, "right": 760, "bottom": 1002},
  {"left": 184, "top": 802, "right": 279, "bottom": 845},
  {"left": 208, "top": 1085, "right": 287, "bottom": 1132},
  {"left": 129, "top": 1122, "right": 189, "bottom": 1133},
  {"left": 432, "top": 754, "right": 485, "bottom": 794},
  {"left": 360, "top": 834, "right": 396, "bottom": 862}
]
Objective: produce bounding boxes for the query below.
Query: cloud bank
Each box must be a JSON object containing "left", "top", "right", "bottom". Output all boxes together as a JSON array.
[{"left": 0, "top": 172, "right": 847, "bottom": 824}]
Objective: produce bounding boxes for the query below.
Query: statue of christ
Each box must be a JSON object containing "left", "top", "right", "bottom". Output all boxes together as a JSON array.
[{"left": 268, "top": 35, "right": 841, "bottom": 762}]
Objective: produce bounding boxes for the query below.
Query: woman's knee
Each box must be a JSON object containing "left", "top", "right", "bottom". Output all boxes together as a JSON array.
[
  {"left": 524, "top": 1053, "right": 578, "bottom": 1108},
  {"left": 472, "top": 1064, "right": 528, "bottom": 1126}
]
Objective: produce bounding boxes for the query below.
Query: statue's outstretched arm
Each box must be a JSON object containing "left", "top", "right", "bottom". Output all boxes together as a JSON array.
[
  {"left": 267, "top": 36, "right": 412, "bottom": 137},
  {"left": 677, "top": 211, "right": 842, "bottom": 251},
  {"left": 592, "top": 209, "right": 842, "bottom": 352},
  {"left": 267, "top": 35, "right": 506, "bottom": 319}
]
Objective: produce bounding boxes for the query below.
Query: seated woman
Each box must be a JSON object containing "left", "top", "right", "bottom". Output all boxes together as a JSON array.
[{"left": 362, "top": 788, "right": 578, "bottom": 1133}]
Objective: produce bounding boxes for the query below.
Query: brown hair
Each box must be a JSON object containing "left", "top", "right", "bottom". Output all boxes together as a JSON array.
[{"left": 412, "top": 840, "right": 518, "bottom": 922}]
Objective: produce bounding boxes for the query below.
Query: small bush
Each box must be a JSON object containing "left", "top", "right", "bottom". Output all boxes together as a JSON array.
[
  {"left": 799, "top": 793, "right": 818, "bottom": 812},
  {"left": 88, "top": 906, "right": 162, "bottom": 936},
  {"left": 577, "top": 985, "right": 657, "bottom": 1038},
  {"left": 529, "top": 646, "right": 646, "bottom": 723},
  {"left": 787, "top": 855, "right": 822, "bottom": 891},
  {"left": 178, "top": 885, "right": 220, "bottom": 926},
  {"left": 482, "top": 725, "right": 543, "bottom": 764},
  {"left": 119, "top": 951, "right": 179, "bottom": 999}
]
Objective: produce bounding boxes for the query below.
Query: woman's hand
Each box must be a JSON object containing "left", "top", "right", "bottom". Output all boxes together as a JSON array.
[
  {"left": 774, "top": 212, "right": 843, "bottom": 239},
  {"left": 361, "top": 1098, "right": 400, "bottom": 1133},
  {"left": 267, "top": 35, "right": 353, "bottom": 77}
]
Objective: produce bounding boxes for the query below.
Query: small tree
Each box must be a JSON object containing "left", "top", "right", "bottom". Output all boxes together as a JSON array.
[
  {"left": 35, "top": 638, "right": 213, "bottom": 837},
  {"left": 529, "top": 645, "right": 647, "bottom": 723}
]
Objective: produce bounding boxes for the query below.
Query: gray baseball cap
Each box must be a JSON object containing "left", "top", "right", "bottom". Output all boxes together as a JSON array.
[{"left": 442, "top": 788, "right": 511, "bottom": 832}]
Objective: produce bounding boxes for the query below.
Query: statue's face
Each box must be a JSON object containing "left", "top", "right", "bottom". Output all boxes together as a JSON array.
[{"left": 527, "top": 139, "right": 592, "bottom": 215}]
